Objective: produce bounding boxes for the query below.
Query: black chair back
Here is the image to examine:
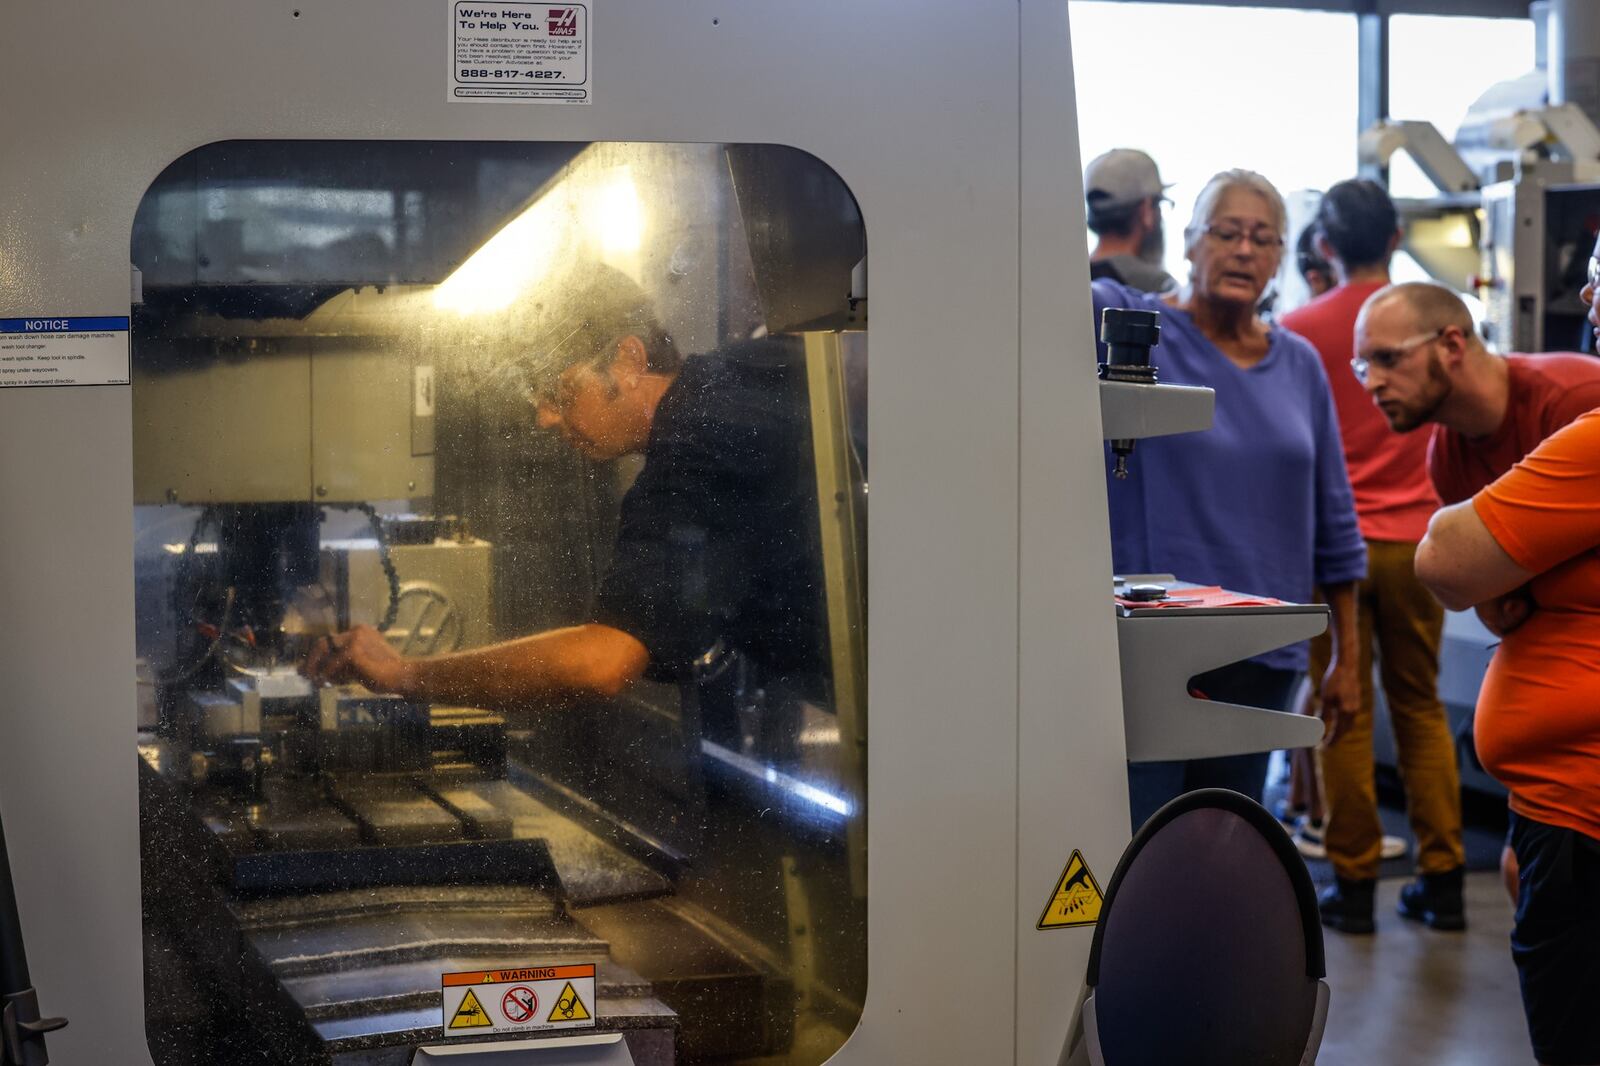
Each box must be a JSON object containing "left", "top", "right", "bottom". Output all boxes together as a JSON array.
[{"left": 1084, "top": 788, "right": 1327, "bottom": 1066}]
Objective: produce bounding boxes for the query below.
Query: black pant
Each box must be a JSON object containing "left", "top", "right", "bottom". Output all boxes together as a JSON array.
[
  {"left": 1126, "top": 661, "right": 1300, "bottom": 832},
  {"left": 1509, "top": 812, "right": 1600, "bottom": 1066}
]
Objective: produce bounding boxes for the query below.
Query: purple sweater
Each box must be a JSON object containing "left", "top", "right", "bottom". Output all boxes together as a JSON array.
[{"left": 1094, "top": 279, "right": 1366, "bottom": 671}]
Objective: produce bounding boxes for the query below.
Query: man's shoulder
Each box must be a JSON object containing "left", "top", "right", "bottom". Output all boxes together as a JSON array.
[
  {"left": 1546, "top": 407, "right": 1600, "bottom": 453},
  {"left": 1508, "top": 351, "right": 1600, "bottom": 385},
  {"left": 656, "top": 337, "right": 807, "bottom": 442},
  {"left": 1102, "top": 255, "right": 1175, "bottom": 294},
  {"left": 1508, "top": 352, "right": 1600, "bottom": 424},
  {"left": 1502, "top": 408, "right": 1600, "bottom": 487},
  {"left": 1279, "top": 283, "right": 1374, "bottom": 336},
  {"left": 673, "top": 336, "right": 803, "bottom": 387}
]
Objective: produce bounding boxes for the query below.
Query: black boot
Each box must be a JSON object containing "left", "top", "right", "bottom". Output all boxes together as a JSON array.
[
  {"left": 1397, "top": 866, "right": 1467, "bottom": 931},
  {"left": 1318, "top": 876, "right": 1376, "bottom": 935}
]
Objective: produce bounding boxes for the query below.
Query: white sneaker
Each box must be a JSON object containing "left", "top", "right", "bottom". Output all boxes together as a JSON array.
[
  {"left": 1380, "top": 834, "right": 1408, "bottom": 861},
  {"left": 1293, "top": 817, "right": 1327, "bottom": 860}
]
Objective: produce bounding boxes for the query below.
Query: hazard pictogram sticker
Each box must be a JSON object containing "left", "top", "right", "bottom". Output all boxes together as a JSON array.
[
  {"left": 1036, "top": 849, "right": 1105, "bottom": 929},
  {"left": 448, "top": 988, "right": 493, "bottom": 1029},
  {"left": 547, "top": 980, "right": 592, "bottom": 1022},
  {"left": 440, "top": 962, "right": 598, "bottom": 1036},
  {"left": 502, "top": 986, "right": 539, "bottom": 1023}
]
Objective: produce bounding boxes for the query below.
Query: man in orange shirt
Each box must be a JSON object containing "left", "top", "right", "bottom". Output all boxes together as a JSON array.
[
  {"left": 1281, "top": 181, "right": 1463, "bottom": 936},
  {"left": 1356, "top": 278, "right": 1600, "bottom": 901},
  {"left": 1416, "top": 408, "right": 1600, "bottom": 1066}
]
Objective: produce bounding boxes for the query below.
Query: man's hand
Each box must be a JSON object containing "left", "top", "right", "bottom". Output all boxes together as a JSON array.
[
  {"left": 1319, "top": 654, "right": 1362, "bottom": 743},
  {"left": 1475, "top": 587, "right": 1535, "bottom": 637},
  {"left": 302, "top": 625, "right": 414, "bottom": 696}
]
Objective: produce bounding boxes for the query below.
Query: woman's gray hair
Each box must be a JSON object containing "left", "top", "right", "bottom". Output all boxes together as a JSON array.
[{"left": 1183, "top": 169, "right": 1288, "bottom": 254}]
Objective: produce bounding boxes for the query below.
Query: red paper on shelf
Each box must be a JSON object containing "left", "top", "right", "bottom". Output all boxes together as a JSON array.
[{"left": 1115, "top": 585, "right": 1289, "bottom": 610}]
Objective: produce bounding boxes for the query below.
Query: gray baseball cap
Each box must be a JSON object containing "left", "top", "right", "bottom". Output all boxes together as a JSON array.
[{"left": 1084, "top": 148, "right": 1171, "bottom": 208}]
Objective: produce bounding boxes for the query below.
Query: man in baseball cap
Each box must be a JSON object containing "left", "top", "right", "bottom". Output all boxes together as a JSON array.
[{"left": 1084, "top": 148, "right": 1175, "bottom": 293}]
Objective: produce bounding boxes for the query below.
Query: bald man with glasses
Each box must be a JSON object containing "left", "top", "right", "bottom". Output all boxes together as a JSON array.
[{"left": 1355, "top": 281, "right": 1600, "bottom": 548}]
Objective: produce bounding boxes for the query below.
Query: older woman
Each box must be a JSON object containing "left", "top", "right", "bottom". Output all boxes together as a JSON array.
[{"left": 1093, "top": 169, "right": 1366, "bottom": 830}]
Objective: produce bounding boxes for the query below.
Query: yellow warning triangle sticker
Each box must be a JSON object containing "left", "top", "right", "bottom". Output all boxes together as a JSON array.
[
  {"left": 547, "top": 981, "right": 592, "bottom": 1022},
  {"left": 449, "top": 988, "right": 493, "bottom": 1029},
  {"left": 1036, "top": 849, "right": 1105, "bottom": 929}
]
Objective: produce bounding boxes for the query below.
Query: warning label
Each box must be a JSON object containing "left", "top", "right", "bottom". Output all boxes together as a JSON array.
[
  {"left": 440, "top": 963, "right": 597, "bottom": 1036},
  {"left": 0, "top": 316, "right": 129, "bottom": 389},
  {"left": 1036, "top": 850, "right": 1105, "bottom": 930},
  {"left": 449, "top": 2, "right": 590, "bottom": 103}
]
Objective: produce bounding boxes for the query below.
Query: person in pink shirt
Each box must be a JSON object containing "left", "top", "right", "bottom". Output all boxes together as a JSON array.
[{"left": 1280, "top": 180, "right": 1465, "bottom": 935}]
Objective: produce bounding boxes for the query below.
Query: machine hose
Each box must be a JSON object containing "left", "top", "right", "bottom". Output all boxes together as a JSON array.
[{"left": 350, "top": 502, "right": 401, "bottom": 633}]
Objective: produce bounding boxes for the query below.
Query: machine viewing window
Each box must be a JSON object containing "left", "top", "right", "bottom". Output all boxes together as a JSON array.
[{"left": 131, "top": 140, "right": 867, "bottom": 1066}]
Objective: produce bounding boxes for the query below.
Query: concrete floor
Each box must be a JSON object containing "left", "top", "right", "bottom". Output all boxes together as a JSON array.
[{"left": 1317, "top": 872, "right": 1535, "bottom": 1066}]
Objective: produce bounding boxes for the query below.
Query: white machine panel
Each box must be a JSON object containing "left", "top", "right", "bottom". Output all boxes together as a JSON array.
[{"left": 0, "top": 3, "right": 1125, "bottom": 1064}]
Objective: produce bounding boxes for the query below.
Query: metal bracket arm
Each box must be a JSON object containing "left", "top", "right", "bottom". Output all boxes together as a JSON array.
[
  {"left": 1098, "top": 380, "right": 1214, "bottom": 442},
  {"left": 1117, "top": 609, "right": 1329, "bottom": 763}
]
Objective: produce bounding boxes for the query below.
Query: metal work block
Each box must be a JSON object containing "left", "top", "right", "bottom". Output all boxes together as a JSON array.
[{"left": 189, "top": 690, "right": 260, "bottom": 739}]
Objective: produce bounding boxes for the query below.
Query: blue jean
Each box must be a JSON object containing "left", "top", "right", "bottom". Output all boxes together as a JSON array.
[{"left": 1127, "top": 660, "right": 1301, "bottom": 832}]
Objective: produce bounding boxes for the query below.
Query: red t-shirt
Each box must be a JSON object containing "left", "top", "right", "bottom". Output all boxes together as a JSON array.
[
  {"left": 1281, "top": 282, "right": 1438, "bottom": 542},
  {"left": 1473, "top": 410, "right": 1600, "bottom": 839},
  {"left": 1429, "top": 353, "right": 1600, "bottom": 505}
]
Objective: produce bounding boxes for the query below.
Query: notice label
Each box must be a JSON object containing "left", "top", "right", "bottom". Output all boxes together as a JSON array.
[
  {"left": 440, "top": 963, "right": 598, "bottom": 1037},
  {"left": 0, "top": 317, "right": 130, "bottom": 388},
  {"left": 449, "top": 2, "right": 590, "bottom": 103}
]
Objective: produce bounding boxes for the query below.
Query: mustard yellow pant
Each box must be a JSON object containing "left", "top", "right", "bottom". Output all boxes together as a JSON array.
[{"left": 1309, "top": 540, "right": 1464, "bottom": 881}]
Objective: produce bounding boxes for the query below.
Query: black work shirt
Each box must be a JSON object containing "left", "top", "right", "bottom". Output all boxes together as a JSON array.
[{"left": 595, "top": 336, "right": 827, "bottom": 693}]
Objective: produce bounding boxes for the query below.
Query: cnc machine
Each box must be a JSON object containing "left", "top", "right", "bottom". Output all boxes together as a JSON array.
[{"left": 0, "top": 4, "right": 1315, "bottom": 1065}]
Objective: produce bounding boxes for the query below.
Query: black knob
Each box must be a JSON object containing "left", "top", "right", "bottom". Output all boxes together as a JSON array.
[{"left": 1099, "top": 307, "right": 1160, "bottom": 383}]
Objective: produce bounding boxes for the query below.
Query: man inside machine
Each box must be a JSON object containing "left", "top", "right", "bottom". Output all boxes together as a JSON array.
[{"left": 304, "top": 262, "right": 829, "bottom": 730}]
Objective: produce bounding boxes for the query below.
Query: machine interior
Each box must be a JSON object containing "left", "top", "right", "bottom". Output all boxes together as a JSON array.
[{"left": 130, "top": 139, "right": 867, "bottom": 1066}]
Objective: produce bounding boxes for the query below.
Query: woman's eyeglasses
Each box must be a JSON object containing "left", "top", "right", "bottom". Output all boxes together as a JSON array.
[{"left": 1203, "top": 225, "right": 1284, "bottom": 250}]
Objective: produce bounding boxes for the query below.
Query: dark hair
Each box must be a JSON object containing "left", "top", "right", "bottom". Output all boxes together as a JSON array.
[
  {"left": 1315, "top": 179, "right": 1398, "bottom": 270},
  {"left": 524, "top": 261, "right": 681, "bottom": 387},
  {"left": 1295, "top": 225, "right": 1331, "bottom": 279},
  {"left": 1087, "top": 195, "right": 1145, "bottom": 238}
]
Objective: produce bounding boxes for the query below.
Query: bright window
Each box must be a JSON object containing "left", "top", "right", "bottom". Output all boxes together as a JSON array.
[
  {"left": 1387, "top": 14, "right": 1537, "bottom": 200},
  {"left": 1068, "top": 2, "right": 1359, "bottom": 287}
]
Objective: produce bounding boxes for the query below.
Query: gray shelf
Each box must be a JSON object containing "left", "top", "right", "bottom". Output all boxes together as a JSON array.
[{"left": 1114, "top": 577, "right": 1329, "bottom": 762}]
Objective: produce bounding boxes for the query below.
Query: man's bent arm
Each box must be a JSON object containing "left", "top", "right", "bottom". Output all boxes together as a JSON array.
[
  {"left": 305, "top": 623, "right": 651, "bottom": 709},
  {"left": 1415, "top": 502, "right": 1535, "bottom": 612}
]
